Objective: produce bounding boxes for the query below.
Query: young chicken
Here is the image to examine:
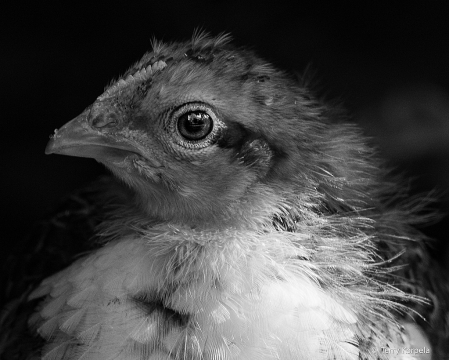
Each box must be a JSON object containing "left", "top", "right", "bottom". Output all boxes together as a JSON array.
[{"left": 2, "top": 32, "right": 448, "bottom": 359}]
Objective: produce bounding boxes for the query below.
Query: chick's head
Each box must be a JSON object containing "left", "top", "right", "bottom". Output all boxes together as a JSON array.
[{"left": 46, "top": 33, "right": 372, "bottom": 227}]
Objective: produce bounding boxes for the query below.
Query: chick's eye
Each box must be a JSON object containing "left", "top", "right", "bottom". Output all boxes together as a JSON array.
[
  {"left": 177, "top": 110, "right": 213, "bottom": 141},
  {"left": 170, "top": 103, "right": 223, "bottom": 149}
]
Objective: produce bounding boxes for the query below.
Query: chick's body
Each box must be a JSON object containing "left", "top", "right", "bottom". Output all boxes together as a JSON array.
[{"left": 4, "top": 33, "right": 448, "bottom": 359}]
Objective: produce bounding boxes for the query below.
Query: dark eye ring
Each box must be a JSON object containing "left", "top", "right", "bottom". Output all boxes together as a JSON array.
[{"left": 177, "top": 110, "right": 212, "bottom": 140}]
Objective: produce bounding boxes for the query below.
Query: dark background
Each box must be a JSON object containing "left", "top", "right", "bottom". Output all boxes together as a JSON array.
[{"left": 2, "top": 2, "right": 449, "bottom": 265}]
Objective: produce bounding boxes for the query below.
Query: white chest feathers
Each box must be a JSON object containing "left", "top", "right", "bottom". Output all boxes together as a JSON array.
[{"left": 28, "top": 226, "right": 423, "bottom": 360}]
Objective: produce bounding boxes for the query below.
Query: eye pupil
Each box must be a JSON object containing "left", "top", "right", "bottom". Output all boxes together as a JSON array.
[{"left": 178, "top": 111, "right": 212, "bottom": 140}]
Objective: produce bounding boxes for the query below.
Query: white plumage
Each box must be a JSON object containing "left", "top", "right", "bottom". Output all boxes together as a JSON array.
[{"left": 30, "top": 228, "right": 360, "bottom": 359}]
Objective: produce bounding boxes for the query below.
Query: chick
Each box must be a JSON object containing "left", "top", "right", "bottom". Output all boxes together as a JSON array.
[{"left": 3, "top": 32, "right": 448, "bottom": 359}]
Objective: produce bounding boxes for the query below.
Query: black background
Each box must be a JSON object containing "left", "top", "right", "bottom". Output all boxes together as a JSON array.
[{"left": 2, "top": 2, "right": 449, "bottom": 266}]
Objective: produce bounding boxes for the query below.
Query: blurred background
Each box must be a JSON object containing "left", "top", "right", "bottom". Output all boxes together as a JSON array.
[{"left": 1, "top": 2, "right": 449, "bottom": 266}]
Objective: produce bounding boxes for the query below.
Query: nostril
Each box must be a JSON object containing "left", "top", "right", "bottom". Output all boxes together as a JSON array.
[{"left": 91, "top": 113, "right": 118, "bottom": 129}]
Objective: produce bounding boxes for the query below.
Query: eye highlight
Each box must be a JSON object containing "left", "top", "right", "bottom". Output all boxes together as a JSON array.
[{"left": 170, "top": 103, "right": 223, "bottom": 149}]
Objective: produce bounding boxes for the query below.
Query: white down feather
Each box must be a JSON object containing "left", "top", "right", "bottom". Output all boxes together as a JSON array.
[{"left": 29, "top": 223, "right": 420, "bottom": 360}]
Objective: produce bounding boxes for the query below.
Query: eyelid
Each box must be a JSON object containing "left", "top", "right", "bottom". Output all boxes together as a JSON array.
[{"left": 172, "top": 102, "right": 214, "bottom": 120}]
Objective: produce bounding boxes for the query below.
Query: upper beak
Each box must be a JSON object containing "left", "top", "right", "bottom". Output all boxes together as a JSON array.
[{"left": 45, "top": 109, "right": 138, "bottom": 161}]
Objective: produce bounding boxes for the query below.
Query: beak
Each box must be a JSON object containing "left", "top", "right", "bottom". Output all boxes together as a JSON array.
[{"left": 45, "top": 109, "right": 138, "bottom": 161}]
